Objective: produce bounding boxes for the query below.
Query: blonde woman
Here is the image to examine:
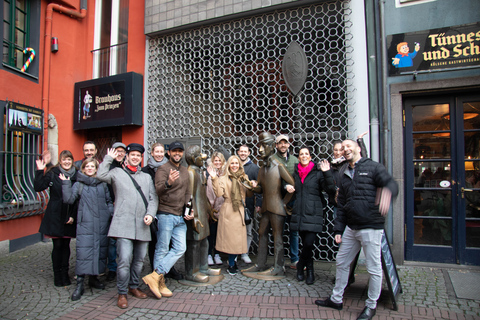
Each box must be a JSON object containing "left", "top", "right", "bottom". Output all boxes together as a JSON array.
[
  {"left": 207, "top": 155, "right": 252, "bottom": 275},
  {"left": 206, "top": 151, "right": 227, "bottom": 265}
]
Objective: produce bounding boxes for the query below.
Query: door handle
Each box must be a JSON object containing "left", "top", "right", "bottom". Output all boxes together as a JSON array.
[{"left": 461, "top": 187, "right": 473, "bottom": 198}]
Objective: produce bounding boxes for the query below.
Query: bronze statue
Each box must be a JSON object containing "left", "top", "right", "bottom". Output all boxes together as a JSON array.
[
  {"left": 183, "top": 145, "right": 221, "bottom": 283},
  {"left": 243, "top": 132, "right": 295, "bottom": 277}
]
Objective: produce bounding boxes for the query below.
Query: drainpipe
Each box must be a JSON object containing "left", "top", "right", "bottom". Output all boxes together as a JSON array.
[{"left": 42, "top": 0, "right": 87, "bottom": 145}]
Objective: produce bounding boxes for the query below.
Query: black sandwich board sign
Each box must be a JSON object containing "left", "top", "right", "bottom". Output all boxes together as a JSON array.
[{"left": 347, "top": 231, "right": 402, "bottom": 310}]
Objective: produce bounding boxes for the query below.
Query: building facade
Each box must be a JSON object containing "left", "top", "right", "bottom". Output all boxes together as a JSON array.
[{"left": 0, "top": 0, "right": 146, "bottom": 251}]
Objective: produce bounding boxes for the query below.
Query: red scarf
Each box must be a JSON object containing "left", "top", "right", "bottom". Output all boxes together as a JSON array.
[
  {"left": 298, "top": 162, "right": 314, "bottom": 183},
  {"left": 126, "top": 164, "right": 138, "bottom": 172}
]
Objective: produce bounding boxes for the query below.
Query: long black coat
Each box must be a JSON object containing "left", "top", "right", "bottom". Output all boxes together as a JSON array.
[
  {"left": 62, "top": 172, "right": 113, "bottom": 275},
  {"left": 291, "top": 163, "right": 336, "bottom": 233},
  {"left": 35, "top": 167, "right": 78, "bottom": 238}
]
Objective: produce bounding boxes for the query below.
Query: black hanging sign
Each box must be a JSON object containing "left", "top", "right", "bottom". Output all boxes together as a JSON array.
[
  {"left": 73, "top": 72, "right": 143, "bottom": 130},
  {"left": 387, "top": 22, "right": 480, "bottom": 76}
]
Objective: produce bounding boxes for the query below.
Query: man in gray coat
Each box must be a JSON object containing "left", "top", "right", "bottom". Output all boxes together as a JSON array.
[{"left": 97, "top": 143, "right": 158, "bottom": 309}]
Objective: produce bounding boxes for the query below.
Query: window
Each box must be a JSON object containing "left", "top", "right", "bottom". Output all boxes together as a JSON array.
[
  {"left": 3, "top": 0, "right": 30, "bottom": 70},
  {"left": 92, "top": 0, "right": 129, "bottom": 78}
]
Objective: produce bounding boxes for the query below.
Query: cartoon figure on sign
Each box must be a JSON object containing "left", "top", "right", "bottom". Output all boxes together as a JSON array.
[
  {"left": 392, "top": 42, "right": 420, "bottom": 68},
  {"left": 83, "top": 91, "right": 92, "bottom": 119}
]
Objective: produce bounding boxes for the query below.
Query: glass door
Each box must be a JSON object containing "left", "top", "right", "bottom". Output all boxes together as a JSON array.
[
  {"left": 456, "top": 95, "right": 480, "bottom": 265},
  {"left": 405, "top": 93, "right": 480, "bottom": 265}
]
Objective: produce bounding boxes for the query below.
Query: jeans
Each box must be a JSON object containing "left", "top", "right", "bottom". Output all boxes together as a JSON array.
[
  {"left": 331, "top": 227, "right": 383, "bottom": 309},
  {"left": 153, "top": 213, "right": 187, "bottom": 275},
  {"left": 107, "top": 237, "right": 117, "bottom": 272},
  {"left": 116, "top": 238, "right": 148, "bottom": 295}
]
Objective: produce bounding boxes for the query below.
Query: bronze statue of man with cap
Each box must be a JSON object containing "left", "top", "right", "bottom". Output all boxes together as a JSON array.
[{"left": 243, "top": 132, "right": 295, "bottom": 277}]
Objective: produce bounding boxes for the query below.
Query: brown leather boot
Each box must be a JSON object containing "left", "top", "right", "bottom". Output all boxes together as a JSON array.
[{"left": 117, "top": 294, "right": 128, "bottom": 309}]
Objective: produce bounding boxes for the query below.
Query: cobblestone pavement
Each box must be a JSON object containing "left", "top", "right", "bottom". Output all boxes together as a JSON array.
[{"left": 0, "top": 240, "right": 479, "bottom": 320}]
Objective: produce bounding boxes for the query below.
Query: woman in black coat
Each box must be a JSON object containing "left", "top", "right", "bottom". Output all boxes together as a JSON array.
[
  {"left": 61, "top": 158, "right": 113, "bottom": 301},
  {"left": 34, "top": 150, "right": 78, "bottom": 287},
  {"left": 288, "top": 147, "right": 336, "bottom": 285}
]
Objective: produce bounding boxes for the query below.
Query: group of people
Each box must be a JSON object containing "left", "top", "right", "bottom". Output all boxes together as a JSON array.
[{"left": 35, "top": 131, "right": 398, "bottom": 320}]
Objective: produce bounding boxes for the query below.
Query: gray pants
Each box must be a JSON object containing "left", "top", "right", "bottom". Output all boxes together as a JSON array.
[
  {"left": 331, "top": 227, "right": 383, "bottom": 309},
  {"left": 116, "top": 238, "right": 148, "bottom": 295}
]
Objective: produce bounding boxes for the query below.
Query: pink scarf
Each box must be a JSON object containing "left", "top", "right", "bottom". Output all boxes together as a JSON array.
[{"left": 298, "top": 162, "right": 314, "bottom": 183}]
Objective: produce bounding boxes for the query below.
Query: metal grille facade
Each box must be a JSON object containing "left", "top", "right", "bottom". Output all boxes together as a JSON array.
[{"left": 147, "top": 1, "right": 354, "bottom": 261}]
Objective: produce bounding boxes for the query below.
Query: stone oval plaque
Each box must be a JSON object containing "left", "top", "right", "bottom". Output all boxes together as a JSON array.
[{"left": 282, "top": 41, "right": 308, "bottom": 96}]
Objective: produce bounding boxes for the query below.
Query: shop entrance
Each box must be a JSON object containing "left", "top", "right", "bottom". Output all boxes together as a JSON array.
[{"left": 404, "top": 93, "right": 480, "bottom": 265}]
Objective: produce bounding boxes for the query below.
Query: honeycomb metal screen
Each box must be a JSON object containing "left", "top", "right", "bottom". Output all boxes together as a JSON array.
[{"left": 147, "top": 1, "right": 354, "bottom": 261}]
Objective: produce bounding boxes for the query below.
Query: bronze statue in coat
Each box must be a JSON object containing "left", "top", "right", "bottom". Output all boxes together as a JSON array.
[
  {"left": 243, "top": 132, "right": 295, "bottom": 277},
  {"left": 184, "top": 145, "right": 220, "bottom": 283}
]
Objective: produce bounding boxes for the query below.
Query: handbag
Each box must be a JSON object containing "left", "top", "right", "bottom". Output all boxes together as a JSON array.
[{"left": 243, "top": 200, "right": 252, "bottom": 225}]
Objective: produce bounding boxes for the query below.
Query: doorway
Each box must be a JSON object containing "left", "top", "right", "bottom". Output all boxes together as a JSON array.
[{"left": 404, "top": 93, "right": 480, "bottom": 265}]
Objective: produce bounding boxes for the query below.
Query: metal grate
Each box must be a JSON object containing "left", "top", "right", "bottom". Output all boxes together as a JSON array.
[{"left": 147, "top": 1, "right": 354, "bottom": 261}]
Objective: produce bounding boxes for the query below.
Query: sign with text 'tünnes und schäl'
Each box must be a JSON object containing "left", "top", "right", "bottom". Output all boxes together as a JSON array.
[{"left": 387, "top": 22, "right": 480, "bottom": 76}]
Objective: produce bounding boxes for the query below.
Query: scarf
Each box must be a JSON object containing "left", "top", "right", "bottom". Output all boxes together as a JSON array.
[
  {"left": 59, "top": 166, "right": 76, "bottom": 178},
  {"left": 228, "top": 169, "right": 246, "bottom": 212},
  {"left": 298, "top": 162, "right": 314, "bottom": 183},
  {"left": 147, "top": 156, "right": 168, "bottom": 172},
  {"left": 126, "top": 164, "right": 138, "bottom": 173},
  {"left": 331, "top": 156, "right": 345, "bottom": 164}
]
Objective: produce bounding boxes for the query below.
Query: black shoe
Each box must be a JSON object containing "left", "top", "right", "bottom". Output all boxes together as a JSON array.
[
  {"left": 88, "top": 275, "right": 105, "bottom": 290},
  {"left": 227, "top": 265, "right": 238, "bottom": 275},
  {"left": 357, "top": 306, "right": 376, "bottom": 320},
  {"left": 106, "top": 271, "right": 116, "bottom": 282},
  {"left": 71, "top": 276, "right": 85, "bottom": 301},
  {"left": 314, "top": 297, "right": 343, "bottom": 310},
  {"left": 166, "top": 266, "right": 184, "bottom": 280},
  {"left": 54, "top": 272, "right": 63, "bottom": 287}
]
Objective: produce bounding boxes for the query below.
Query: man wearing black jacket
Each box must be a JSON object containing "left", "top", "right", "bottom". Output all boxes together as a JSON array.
[{"left": 315, "top": 139, "right": 398, "bottom": 320}]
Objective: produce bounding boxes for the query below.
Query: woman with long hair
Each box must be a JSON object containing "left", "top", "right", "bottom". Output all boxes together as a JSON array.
[
  {"left": 60, "top": 158, "right": 113, "bottom": 301},
  {"left": 208, "top": 155, "right": 252, "bottom": 275},
  {"left": 205, "top": 151, "right": 227, "bottom": 266},
  {"left": 287, "top": 147, "right": 335, "bottom": 285},
  {"left": 34, "top": 150, "right": 78, "bottom": 287}
]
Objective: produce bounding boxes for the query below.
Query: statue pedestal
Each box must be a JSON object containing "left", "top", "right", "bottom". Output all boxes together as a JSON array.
[
  {"left": 178, "top": 274, "right": 224, "bottom": 287},
  {"left": 241, "top": 272, "right": 286, "bottom": 280}
]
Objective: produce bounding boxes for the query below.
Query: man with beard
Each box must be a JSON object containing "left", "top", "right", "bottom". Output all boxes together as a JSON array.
[
  {"left": 143, "top": 141, "right": 194, "bottom": 299},
  {"left": 272, "top": 134, "right": 299, "bottom": 269},
  {"left": 237, "top": 144, "right": 262, "bottom": 264},
  {"left": 74, "top": 141, "right": 98, "bottom": 170},
  {"left": 97, "top": 143, "right": 158, "bottom": 309},
  {"left": 314, "top": 139, "right": 398, "bottom": 320}
]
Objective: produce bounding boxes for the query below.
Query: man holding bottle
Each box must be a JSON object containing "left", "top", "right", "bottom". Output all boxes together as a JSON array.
[{"left": 143, "top": 141, "right": 193, "bottom": 299}]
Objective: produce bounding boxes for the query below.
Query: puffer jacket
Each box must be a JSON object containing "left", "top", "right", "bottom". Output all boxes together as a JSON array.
[
  {"left": 62, "top": 172, "right": 114, "bottom": 275},
  {"left": 291, "top": 163, "right": 336, "bottom": 233},
  {"left": 334, "top": 157, "right": 398, "bottom": 234}
]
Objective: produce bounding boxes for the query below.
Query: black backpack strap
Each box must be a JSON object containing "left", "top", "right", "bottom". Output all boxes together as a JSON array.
[{"left": 123, "top": 169, "right": 148, "bottom": 209}]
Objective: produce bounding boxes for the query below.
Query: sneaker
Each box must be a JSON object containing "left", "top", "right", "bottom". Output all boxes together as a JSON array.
[
  {"left": 227, "top": 265, "right": 238, "bottom": 275},
  {"left": 241, "top": 253, "right": 252, "bottom": 264},
  {"left": 214, "top": 254, "right": 223, "bottom": 265},
  {"left": 208, "top": 255, "right": 214, "bottom": 266}
]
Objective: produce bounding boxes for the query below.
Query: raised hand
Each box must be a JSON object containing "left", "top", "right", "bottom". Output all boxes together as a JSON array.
[
  {"left": 318, "top": 159, "right": 331, "bottom": 172},
  {"left": 59, "top": 173, "right": 70, "bottom": 181}
]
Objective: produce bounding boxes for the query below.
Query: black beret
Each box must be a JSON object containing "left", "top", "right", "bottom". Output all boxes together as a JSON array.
[{"left": 126, "top": 143, "right": 145, "bottom": 154}]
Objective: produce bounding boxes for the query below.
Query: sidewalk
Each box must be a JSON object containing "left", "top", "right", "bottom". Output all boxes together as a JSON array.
[{"left": 0, "top": 240, "right": 479, "bottom": 320}]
